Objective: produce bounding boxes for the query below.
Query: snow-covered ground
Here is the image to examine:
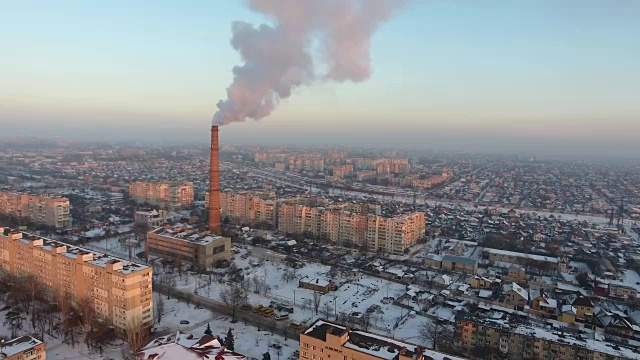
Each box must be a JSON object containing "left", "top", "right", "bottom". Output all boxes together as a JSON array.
[
  {"left": 0, "top": 303, "right": 126, "bottom": 360},
  {"left": 153, "top": 245, "right": 433, "bottom": 344}
]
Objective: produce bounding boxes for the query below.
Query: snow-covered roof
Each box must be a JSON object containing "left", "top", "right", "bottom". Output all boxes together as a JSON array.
[
  {"left": 0, "top": 336, "right": 43, "bottom": 358},
  {"left": 457, "top": 312, "right": 640, "bottom": 359},
  {"left": 151, "top": 224, "right": 225, "bottom": 245},
  {"left": 137, "top": 332, "right": 246, "bottom": 360},
  {"left": 301, "top": 277, "right": 331, "bottom": 287},
  {"left": 484, "top": 248, "right": 558, "bottom": 263},
  {"left": 504, "top": 283, "right": 528, "bottom": 300},
  {"left": 303, "top": 319, "right": 463, "bottom": 360},
  {"left": 5, "top": 230, "right": 149, "bottom": 275}
]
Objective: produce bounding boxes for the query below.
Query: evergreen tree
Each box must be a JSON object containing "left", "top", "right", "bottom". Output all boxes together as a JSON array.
[
  {"left": 225, "top": 328, "right": 235, "bottom": 351},
  {"left": 204, "top": 323, "right": 213, "bottom": 336},
  {"left": 262, "top": 352, "right": 271, "bottom": 360}
]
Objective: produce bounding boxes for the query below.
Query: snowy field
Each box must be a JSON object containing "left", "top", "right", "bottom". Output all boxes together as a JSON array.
[
  {"left": 1, "top": 293, "right": 297, "bottom": 360},
  {"left": 0, "top": 303, "right": 126, "bottom": 360},
  {"left": 153, "top": 245, "right": 433, "bottom": 344}
]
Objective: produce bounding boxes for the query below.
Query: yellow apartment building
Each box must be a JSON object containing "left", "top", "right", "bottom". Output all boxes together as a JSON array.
[
  {"left": 128, "top": 181, "right": 194, "bottom": 209},
  {"left": 0, "top": 192, "right": 70, "bottom": 228},
  {"left": 216, "top": 190, "right": 277, "bottom": 227},
  {"left": 0, "top": 228, "right": 153, "bottom": 336},
  {"left": 366, "top": 213, "right": 425, "bottom": 255}
]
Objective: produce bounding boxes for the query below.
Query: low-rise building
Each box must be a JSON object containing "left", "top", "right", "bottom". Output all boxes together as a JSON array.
[
  {"left": 136, "top": 331, "right": 246, "bottom": 360},
  {"left": 301, "top": 319, "right": 464, "bottom": 360},
  {"left": 134, "top": 209, "right": 167, "bottom": 228},
  {"left": 484, "top": 248, "right": 559, "bottom": 271},
  {"left": 299, "top": 277, "right": 335, "bottom": 293},
  {"left": 146, "top": 224, "right": 231, "bottom": 269},
  {"left": 0, "top": 336, "right": 46, "bottom": 360},
  {"left": 455, "top": 312, "right": 639, "bottom": 359},
  {"left": 503, "top": 282, "right": 528, "bottom": 308},
  {"left": 441, "top": 255, "right": 478, "bottom": 274}
]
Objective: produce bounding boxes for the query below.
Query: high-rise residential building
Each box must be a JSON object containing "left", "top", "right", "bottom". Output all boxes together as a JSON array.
[
  {"left": 454, "top": 312, "right": 638, "bottom": 359},
  {"left": 300, "top": 319, "right": 463, "bottom": 360},
  {"left": 0, "top": 192, "right": 70, "bottom": 228},
  {"left": 0, "top": 336, "right": 46, "bottom": 360},
  {"left": 128, "top": 181, "right": 194, "bottom": 209},
  {"left": 276, "top": 201, "right": 423, "bottom": 254},
  {"left": 366, "top": 212, "right": 426, "bottom": 255},
  {"left": 0, "top": 228, "right": 153, "bottom": 336},
  {"left": 146, "top": 224, "right": 231, "bottom": 269},
  {"left": 212, "top": 190, "right": 278, "bottom": 228}
]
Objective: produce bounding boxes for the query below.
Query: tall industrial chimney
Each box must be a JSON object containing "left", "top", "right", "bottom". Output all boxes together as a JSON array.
[{"left": 208, "top": 125, "right": 222, "bottom": 235}]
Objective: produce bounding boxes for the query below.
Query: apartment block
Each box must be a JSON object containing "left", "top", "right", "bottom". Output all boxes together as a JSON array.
[
  {"left": 0, "top": 336, "right": 46, "bottom": 360},
  {"left": 0, "top": 192, "right": 70, "bottom": 228},
  {"left": 0, "top": 228, "right": 153, "bottom": 336},
  {"left": 300, "top": 319, "right": 462, "bottom": 360},
  {"left": 128, "top": 181, "right": 194, "bottom": 209},
  {"left": 214, "top": 190, "right": 277, "bottom": 227},
  {"left": 366, "top": 213, "right": 425, "bottom": 255},
  {"left": 146, "top": 224, "right": 231, "bottom": 269},
  {"left": 454, "top": 312, "right": 638, "bottom": 359}
]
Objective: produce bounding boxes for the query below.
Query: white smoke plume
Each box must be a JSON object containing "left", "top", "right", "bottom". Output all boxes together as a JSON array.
[{"left": 213, "top": 0, "right": 409, "bottom": 125}]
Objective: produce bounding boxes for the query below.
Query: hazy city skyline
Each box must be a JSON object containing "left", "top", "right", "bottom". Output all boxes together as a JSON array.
[{"left": 2, "top": 1, "right": 640, "bottom": 158}]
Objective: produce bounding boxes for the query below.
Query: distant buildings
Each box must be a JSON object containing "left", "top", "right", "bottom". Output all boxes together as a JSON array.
[
  {"left": 215, "top": 190, "right": 278, "bottom": 227},
  {"left": 0, "top": 228, "right": 153, "bottom": 336},
  {"left": 455, "top": 312, "right": 638, "bottom": 359},
  {"left": 216, "top": 191, "right": 423, "bottom": 254},
  {"left": 146, "top": 224, "right": 231, "bottom": 269},
  {"left": 136, "top": 331, "right": 246, "bottom": 360},
  {"left": 300, "top": 319, "right": 463, "bottom": 360},
  {"left": 0, "top": 335, "right": 46, "bottom": 360},
  {"left": 0, "top": 192, "right": 70, "bottom": 228},
  {"left": 128, "top": 181, "right": 194, "bottom": 209}
]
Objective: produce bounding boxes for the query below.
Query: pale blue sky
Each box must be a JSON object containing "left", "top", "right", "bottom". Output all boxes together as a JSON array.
[{"left": 1, "top": 1, "right": 639, "bottom": 157}]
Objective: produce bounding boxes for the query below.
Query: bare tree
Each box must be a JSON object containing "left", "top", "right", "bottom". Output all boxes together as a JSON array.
[
  {"left": 252, "top": 277, "right": 262, "bottom": 293},
  {"left": 321, "top": 301, "right": 332, "bottom": 319},
  {"left": 313, "top": 292, "right": 322, "bottom": 314},
  {"left": 176, "top": 255, "right": 184, "bottom": 281},
  {"left": 85, "top": 319, "right": 116, "bottom": 356},
  {"left": 159, "top": 273, "right": 177, "bottom": 299},
  {"left": 220, "top": 284, "right": 247, "bottom": 323},
  {"left": 155, "top": 295, "right": 165, "bottom": 324},
  {"left": 62, "top": 311, "right": 84, "bottom": 348},
  {"left": 26, "top": 275, "right": 41, "bottom": 328},
  {"left": 361, "top": 314, "right": 372, "bottom": 331},
  {"left": 3, "top": 309, "right": 25, "bottom": 338},
  {"left": 302, "top": 298, "right": 312, "bottom": 313},
  {"left": 77, "top": 297, "right": 95, "bottom": 331},
  {"left": 274, "top": 340, "right": 283, "bottom": 360},
  {"left": 419, "top": 320, "right": 444, "bottom": 350},
  {"left": 126, "top": 318, "right": 149, "bottom": 353}
]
